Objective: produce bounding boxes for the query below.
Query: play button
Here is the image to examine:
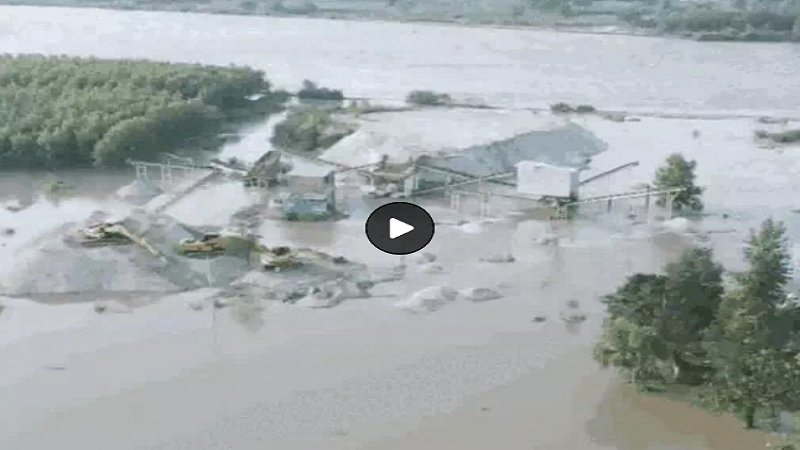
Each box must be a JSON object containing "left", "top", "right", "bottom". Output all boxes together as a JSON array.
[
  {"left": 389, "top": 218, "right": 414, "bottom": 239},
  {"left": 366, "top": 202, "right": 435, "bottom": 255}
]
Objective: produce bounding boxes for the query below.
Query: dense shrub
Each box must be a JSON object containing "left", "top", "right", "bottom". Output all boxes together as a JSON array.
[
  {"left": 662, "top": 9, "right": 799, "bottom": 33},
  {"left": 270, "top": 109, "right": 332, "bottom": 152},
  {"left": 297, "top": 80, "right": 344, "bottom": 101},
  {"left": 550, "top": 102, "right": 596, "bottom": 114},
  {"left": 755, "top": 129, "right": 800, "bottom": 144},
  {"left": 550, "top": 102, "right": 575, "bottom": 113},
  {"left": 406, "top": 90, "right": 452, "bottom": 106}
]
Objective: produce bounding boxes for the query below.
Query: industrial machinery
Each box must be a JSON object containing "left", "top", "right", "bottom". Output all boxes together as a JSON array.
[
  {"left": 177, "top": 233, "right": 226, "bottom": 256},
  {"left": 77, "top": 221, "right": 132, "bottom": 247},
  {"left": 261, "top": 246, "right": 300, "bottom": 271}
]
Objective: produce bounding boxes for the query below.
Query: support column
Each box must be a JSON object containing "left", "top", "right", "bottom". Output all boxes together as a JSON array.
[
  {"left": 665, "top": 194, "right": 674, "bottom": 221},
  {"left": 450, "top": 192, "right": 461, "bottom": 212},
  {"left": 165, "top": 162, "right": 173, "bottom": 185}
]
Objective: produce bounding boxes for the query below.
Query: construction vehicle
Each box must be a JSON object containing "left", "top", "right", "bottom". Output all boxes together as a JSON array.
[
  {"left": 77, "top": 221, "right": 132, "bottom": 247},
  {"left": 177, "top": 233, "right": 226, "bottom": 256},
  {"left": 261, "top": 246, "right": 300, "bottom": 271}
]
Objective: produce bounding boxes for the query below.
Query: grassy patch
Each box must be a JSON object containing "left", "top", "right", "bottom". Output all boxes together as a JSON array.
[
  {"left": 271, "top": 107, "right": 355, "bottom": 152},
  {"left": 755, "top": 129, "right": 800, "bottom": 144}
]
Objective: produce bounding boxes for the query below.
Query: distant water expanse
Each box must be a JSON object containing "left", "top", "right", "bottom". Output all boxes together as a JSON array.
[{"left": 0, "top": 5, "right": 798, "bottom": 115}]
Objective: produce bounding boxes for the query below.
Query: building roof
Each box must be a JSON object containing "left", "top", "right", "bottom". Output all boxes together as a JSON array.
[{"left": 284, "top": 155, "right": 335, "bottom": 178}]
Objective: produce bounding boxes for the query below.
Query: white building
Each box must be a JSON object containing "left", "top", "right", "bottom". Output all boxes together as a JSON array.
[{"left": 516, "top": 161, "right": 579, "bottom": 199}]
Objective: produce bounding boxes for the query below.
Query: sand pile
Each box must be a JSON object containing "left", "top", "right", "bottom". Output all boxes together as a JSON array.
[
  {"left": 395, "top": 284, "right": 505, "bottom": 313},
  {"left": 395, "top": 286, "right": 459, "bottom": 313},
  {"left": 662, "top": 217, "right": 691, "bottom": 233},
  {"left": 0, "top": 238, "right": 177, "bottom": 297},
  {"left": 321, "top": 109, "right": 563, "bottom": 167},
  {"left": 296, "top": 279, "right": 372, "bottom": 309},
  {"left": 459, "top": 287, "right": 502, "bottom": 302}
]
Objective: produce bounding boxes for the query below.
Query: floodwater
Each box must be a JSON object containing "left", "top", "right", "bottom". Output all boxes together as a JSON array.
[
  {"left": 217, "top": 110, "right": 289, "bottom": 165},
  {"left": 0, "top": 5, "right": 799, "bottom": 115},
  {"left": 0, "top": 5, "right": 798, "bottom": 450}
]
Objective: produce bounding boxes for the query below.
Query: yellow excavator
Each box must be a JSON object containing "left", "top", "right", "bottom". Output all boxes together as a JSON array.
[
  {"left": 78, "top": 221, "right": 133, "bottom": 247},
  {"left": 261, "top": 246, "right": 300, "bottom": 271},
  {"left": 177, "top": 233, "right": 226, "bottom": 256}
]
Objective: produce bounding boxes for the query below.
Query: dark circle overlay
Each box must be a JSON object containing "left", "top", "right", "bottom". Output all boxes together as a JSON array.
[{"left": 365, "top": 202, "right": 435, "bottom": 256}]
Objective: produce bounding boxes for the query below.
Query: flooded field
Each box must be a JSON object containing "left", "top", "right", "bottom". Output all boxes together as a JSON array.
[{"left": 0, "top": 5, "right": 799, "bottom": 450}]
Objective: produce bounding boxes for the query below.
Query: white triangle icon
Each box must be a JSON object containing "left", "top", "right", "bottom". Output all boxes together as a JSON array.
[{"left": 389, "top": 218, "right": 414, "bottom": 239}]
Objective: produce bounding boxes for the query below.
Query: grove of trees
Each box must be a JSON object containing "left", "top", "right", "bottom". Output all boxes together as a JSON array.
[
  {"left": 595, "top": 219, "right": 800, "bottom": 430},
  {"left": 271, "top": 109, "right": 334, "bottom": 152},
  {"left": 296, "top": 80, "right": 344, "bottom": 101},
  {"left": 0, "top": 55, "right": 279, "bottom": 168},
  {"left": 406, "top": 90, "right": 452, "bottom": 106},
  {"left": 270, "top": 107, "right": 353, "bottom": 152}
]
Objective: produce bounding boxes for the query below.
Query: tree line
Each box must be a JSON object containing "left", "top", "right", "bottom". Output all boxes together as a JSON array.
[
  {"left": 595, "top": 218, "right": 800, "bottom": 430},
  {"left": 597, "top": 154, "right": 799, "bottom": 431},
  {"left": 0, "top": 55, "right": 278, "bottom": 168}
]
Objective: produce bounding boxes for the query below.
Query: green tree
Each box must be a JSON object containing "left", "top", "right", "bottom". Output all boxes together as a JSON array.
[
  {"left": 661, "top": 248, "right": 725, "bottom": 382},
  {"left": 653, "top": 153, "right": 704, "bottom": 211},
  {"left": 595, "top": 248, "right": 724, "bottom": 387},
  {"left": 704, "top": 219, "right": 800, "bottom": 428},
  {"left": 594, "top": 273, "right": 672, "bottom": 387}
]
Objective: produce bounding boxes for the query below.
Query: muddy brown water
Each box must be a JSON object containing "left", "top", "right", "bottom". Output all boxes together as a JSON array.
[{"left": 0, "top": 5, "right": 798, "bottom": 449}]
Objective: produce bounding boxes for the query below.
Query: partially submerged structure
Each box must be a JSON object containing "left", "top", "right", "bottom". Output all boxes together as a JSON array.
[
  {"left": 244, "top": 151, "right": 285, "bottom": 188},
  {"left": 281, "top": 157, "right": 336, "bottom": 220},
  {"left": 517, "top": 161, "right": 580, "bottom": 199},
  {"left": 248, "top": 151, "right": 338, "bottom": 220},
  {"left": 362, "top": 123, "right": 606, "bottom": 200}
]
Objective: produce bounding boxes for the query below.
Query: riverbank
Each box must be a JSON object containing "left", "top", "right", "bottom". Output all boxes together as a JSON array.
[
  {"left": 0, "top": 1, "right": 650, "bottom": 40},
  {"left": 2, "top": 6, "right": 797, "bottom": 116},
  {"left": 1, "top": 0, "right": 798, "bottom": 43}
]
